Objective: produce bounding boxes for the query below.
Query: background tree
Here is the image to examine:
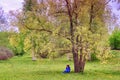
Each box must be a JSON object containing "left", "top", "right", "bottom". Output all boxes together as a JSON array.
[
  {"left": 0, "top": 32, "right": 10, "bottom": 47},
  {"left": 0, "top": 7, "right": 8, "bottom": 31},
  {"left": 10, "top": 0, "right": 59, "bottom": 60},
  {"left": 9, "top": 32, "right": 26, "bottom": 56},
  {"left": 109, "top": 27, "right": 120, "bottom": 50}
]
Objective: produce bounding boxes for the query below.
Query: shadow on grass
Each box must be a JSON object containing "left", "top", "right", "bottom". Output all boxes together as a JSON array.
[{"left": 25, "top": 69, "right": 89, "bottom": 76}]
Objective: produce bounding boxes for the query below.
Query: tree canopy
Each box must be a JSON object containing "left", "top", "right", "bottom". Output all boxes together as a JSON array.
[{"left": 8, "top": 0, "right": 115, "bottom": 73}]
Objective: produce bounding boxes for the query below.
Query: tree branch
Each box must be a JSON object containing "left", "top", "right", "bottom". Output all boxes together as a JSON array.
[{"left": 25, "top": 25, "right": 52, "bottom": 33}]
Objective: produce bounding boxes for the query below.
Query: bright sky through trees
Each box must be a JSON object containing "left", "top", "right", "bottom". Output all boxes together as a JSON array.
[
  {"left": 109, "top": 1, "right": 120, "bottom": 20},
  {"left": 0, "top": 0, "right": 119, "bottom": 28},
  {"left": 0, "top": 0, "right": 119, "bottom": 13},
  {"left": 0, "top": 0, "right": 23, "bottom": 12}
]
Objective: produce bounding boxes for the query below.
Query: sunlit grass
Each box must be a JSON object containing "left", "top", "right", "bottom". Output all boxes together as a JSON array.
[{"left": 0, "top": 53, "right": 120, "bottom": 80}]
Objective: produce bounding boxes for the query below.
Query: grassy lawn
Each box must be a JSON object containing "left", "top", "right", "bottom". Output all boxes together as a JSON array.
[{"left": 0, "top": 53, "right": 120, "bottom": 80}]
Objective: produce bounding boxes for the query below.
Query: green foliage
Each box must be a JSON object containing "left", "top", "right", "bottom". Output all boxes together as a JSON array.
[
  {"left": 23, "top": 30, "right": 69, "bottom": 59},
  {"left": 9, "top": 32, "right": 26, "bottom": 56},
  {"left": 74, "top": 23, "right": 111, "bottom": 62},
  {"left": 110, "top": 50, "right": 120, "bottom": 58},
  {"left": 109, "top": 28, "right": 120, "bottom": 50},
  {"left": 23, "top": 0, "right": 38, "bottom": 12},
  {"left": 14, "top": 1, "right": 71, "bottom": 59},
  {"left": 12, "top": 0, "right": 113, "bottom": 66},
  {"left": 96, "top": 34, "right": 112, "bottom": 63},
  {"left": 0, "top": 32, "right": 10, "bottom": 47},
  {"left": 91, "top": 53, "right": 98, "bottom": 61}
]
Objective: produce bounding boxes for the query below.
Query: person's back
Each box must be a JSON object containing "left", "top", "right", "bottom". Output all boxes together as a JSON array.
[{"left": 63, "top": 65, "right": 70, "bottom": 73}]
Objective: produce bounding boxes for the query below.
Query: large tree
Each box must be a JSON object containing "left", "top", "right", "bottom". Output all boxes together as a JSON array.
[
  {"left": 12, "top": 0, "right": 112, "bottom": 73},
  {"left": 47, "top": 0, "right": 111, "bottom": 72}
]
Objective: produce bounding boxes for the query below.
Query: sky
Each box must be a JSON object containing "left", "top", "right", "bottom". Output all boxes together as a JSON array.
[
  {"left": 0, "top": 0, "right": 24, "bottom": 31},
  {"left": 0, "top": 0, "right": 24, "bottom": 13},
  {"left": 109, "top": 1, "right": 120, "bottom": 18}
]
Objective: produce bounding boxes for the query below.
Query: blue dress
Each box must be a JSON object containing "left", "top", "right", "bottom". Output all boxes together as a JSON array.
[{"left": 63, "top": 67, "right": 70, "bottom": 73}]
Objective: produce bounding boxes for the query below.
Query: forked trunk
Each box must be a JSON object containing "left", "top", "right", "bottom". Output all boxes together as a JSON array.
[
  {"left": 79, "top": 55, "right": 86, "bottom": 72},
  {"left": 72, "top": 47, "right": 86, "bottom": 73},
  {"left": 72, "top": 46, "right": 79, "bottom": 72},
  {"left": 65, "top": 0, "right": 86, "bottom": 73}
]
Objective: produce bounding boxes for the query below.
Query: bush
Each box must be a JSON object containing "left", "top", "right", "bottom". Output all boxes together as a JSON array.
[
  {"left": 109, "top": 29, "right": 120, "bottom": 50},
  {"left": 0, "top": 32, "right": 10, "bottom": 47},
  {"left": 0, "top": 47, "right": 14, "bottom": 60},
  {"left": 91, "top": 53, "right": 98, "bottom": 61}
]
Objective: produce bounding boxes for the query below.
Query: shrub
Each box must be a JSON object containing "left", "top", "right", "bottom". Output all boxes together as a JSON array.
[
  {"left": 109, "top": 29, "right": 120, "bottom": 50},
  {"left": 0, "top": 47, "right": 14, "bottom": 60},
  {"left": 91, "top": 53, "right": 98, "bottom": 61}
]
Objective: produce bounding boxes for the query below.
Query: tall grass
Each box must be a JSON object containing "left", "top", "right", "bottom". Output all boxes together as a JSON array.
[{"left": 0, "top": 52, "right": 120, "bottom": 80}]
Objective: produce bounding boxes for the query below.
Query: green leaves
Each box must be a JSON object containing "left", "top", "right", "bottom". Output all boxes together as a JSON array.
[
  {"left": 9, "top": 32, "right": 26, "bottom": 56},
  {"left": 109, "top": 28, "right": 120, "bottom": 50},
  {"left": 0, "top": 32, "right": 10, "bottom": 47}
]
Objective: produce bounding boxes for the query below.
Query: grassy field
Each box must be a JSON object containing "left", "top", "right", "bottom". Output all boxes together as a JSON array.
[{"left": 0, "top": 52, "right": 120, "bottom": 80}]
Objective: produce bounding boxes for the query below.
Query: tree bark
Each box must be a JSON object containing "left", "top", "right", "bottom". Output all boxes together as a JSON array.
[
  {"left": 32, "top": 47, "right": 37, "bottom": 61},
  {"left": 79, "top": 54, "right": 86, "bottom": 72},
  {"left": 31, "top": 37, "right": 37, "bottom": 61},
  {"left": 72, "top": 45, "right": 79, "bottom": 72}
]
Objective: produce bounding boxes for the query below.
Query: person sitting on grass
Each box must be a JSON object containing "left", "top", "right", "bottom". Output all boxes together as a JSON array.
[{"left": 63, "top": 65, "right": 71, "bottom": 73}]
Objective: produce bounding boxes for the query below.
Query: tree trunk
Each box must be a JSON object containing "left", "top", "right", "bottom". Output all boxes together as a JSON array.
[
  {"left": 72, "top": 48, "right": 86, "bottom": 73},
  {"left": 87, "top": 52, "right": 91, "bottom": 61},
  {"left": 72, "top": 45, "right": 79, "bottom": 72},
  {"left": 31, "top": 37, "right": 37, "bottom": 61},
  {"left": 79, "top": 55, "right": 86, "bottom": 72},
  {"left": 32, "top": 47, "right": 37, "bottom": 61},
  {"left": 65, "top": 0, "right": 86, "bottom": 73}
]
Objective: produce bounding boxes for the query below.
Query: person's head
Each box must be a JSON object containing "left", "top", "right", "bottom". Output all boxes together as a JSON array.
[{"left": 66, "top": 65, "right": 70, "bottom": 67}]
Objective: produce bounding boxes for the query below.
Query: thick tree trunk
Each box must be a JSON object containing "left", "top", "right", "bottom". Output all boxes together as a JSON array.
[
  {"left": 72, "top": 48, "right": 86, "bottom": 73},
  {"left": 79, "top": 55, "right": 86, "bottom": 72},
  {"left": 72, "top": 42, "right": 86, "bottom": 73},
  {"left": 72, "top": 45, "right": 79, "bottom": 72}
]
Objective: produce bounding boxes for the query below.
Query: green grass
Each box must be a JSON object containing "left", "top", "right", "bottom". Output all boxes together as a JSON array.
[{"left": 0, "top": 53, "right": 120, "bottom": 80}]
